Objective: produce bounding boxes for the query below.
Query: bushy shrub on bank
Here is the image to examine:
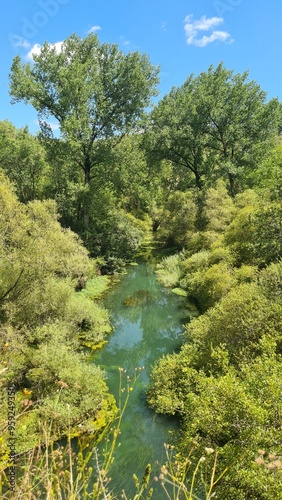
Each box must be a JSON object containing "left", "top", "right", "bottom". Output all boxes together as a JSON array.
[
  {"left": 0, "top": 171, "right": 115, "bottom": 459},
  {"left": 149, "top": 180, "right": 282, "bottom": 498}
]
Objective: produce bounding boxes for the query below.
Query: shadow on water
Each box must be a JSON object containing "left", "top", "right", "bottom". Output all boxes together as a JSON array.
[{"left": 92, "top": 262, "right": 192, "bottom": 499}]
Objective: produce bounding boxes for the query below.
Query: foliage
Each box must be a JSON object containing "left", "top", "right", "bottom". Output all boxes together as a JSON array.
[
  {"left": 79, "top": 276, "right": 110, "bottom": 300},
  {"left": 106, "top": 134, "right": 161, "bottom": 214},
  {"left": 147, "top": 63, "right": 280, "bottom": 193},
  {"left": 248, "top": 140, "right": 282, "bottom": 198},
  {"left": 147, "top": 77, "right": 211, "bottom": 189},
  {"left": 9, "top": 33, "right": 160, "bottom": 268},
  {"left": 156, "top": 190, "right": 197, "bottom": 247},
  {"left": 187, "top": 261, "right": 235, "bottom": 311},
  {"left": 0, "top": 369, "right": 229, "bottom": 500},
  {"left": 148, "top": 162, "right": 282, "bottom": 495},
  {"left": 155, "top": 254, "right": 184, "bottom": 288},
  {"left": 148, "top": 267, "right": 282, "bottom": 498},
  {"left": 10, "top": 33, "right": 159, "bottom": 185},
  {"left": 257, "top": 260, "right": 282, "bottom": 305},
  {"left": 225, "top": 197, "right": 282, "bottom": 266},
  {"left": 0, "top": 171, "right": 114, "bottom": 457},
  {"left": 0, "top": 120, "right": 49, "bottom": 202},
  {"left": 194, "top": 63, "right": 280, "bottom": 195},
  {"left": 101, "top": 211, "right": 145, "bottom": 273},
  {"left": 3, "top": 49, "right": 282, "bottom": 498},
  {"left": 147, "top": 164, "right": 282, "bottom": 498},
  {"left": 202, "top": 180, "right": 235, "bottom": 232}
]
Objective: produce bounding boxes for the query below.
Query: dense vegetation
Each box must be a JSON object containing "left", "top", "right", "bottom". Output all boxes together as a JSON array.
[
  {"left": 1, "top": 32, "right": 282, "bottom": 498},
  {"left": 0, "top": 170, "right": 118, "bottom": 456},
  {"left": 149, "top": 183, "right": 282, "bottom": 498}
]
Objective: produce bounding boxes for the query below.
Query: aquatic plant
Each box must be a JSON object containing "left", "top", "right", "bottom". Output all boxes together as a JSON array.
[{"left": 123, "top": 290, "right": 151, "bottom": 307}]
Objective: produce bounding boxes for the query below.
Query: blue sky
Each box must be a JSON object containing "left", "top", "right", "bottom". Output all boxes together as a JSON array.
[{"left": 1, "top": 0, "right": 282, "bottom": 134}]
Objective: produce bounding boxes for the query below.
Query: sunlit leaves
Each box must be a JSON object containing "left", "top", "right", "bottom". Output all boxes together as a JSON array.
[{"left": 0, "top": 172, "right": 113, "bottom": 451}]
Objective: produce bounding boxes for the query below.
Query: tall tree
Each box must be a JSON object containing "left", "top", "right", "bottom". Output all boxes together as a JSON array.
[
  {"left": 146, "top": 75, "right": 210, "bottom": 190},
  {"left": 197, "top": 63, "right": 280, "bottom": 195},
  {"left": 9, "top": 33, "right": 159, "bottom": 188},
  {"left": 147, "top": 63, "right": 280, "bottom": 195}
]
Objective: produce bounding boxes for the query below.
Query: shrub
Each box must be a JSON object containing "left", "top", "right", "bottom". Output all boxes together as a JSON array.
[
  {"left": 155, "top": 253, "right": 184, "bottom": 288},
  {"left": 157, "top": 190, "right": 197, "bottom": 247}
]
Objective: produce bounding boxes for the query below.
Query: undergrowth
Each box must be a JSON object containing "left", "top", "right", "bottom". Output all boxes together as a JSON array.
[{"left": 0, "top": 369, "right": 227, "bottom": 499}]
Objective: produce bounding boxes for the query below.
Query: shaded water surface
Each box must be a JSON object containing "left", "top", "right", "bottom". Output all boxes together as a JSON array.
[{"left": 93, "top": 263, "right": 189, "bottom": 498}]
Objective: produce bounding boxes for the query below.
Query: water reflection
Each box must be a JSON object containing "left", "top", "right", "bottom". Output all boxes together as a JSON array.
[{"left": 93, "top": 263, "right": 189, "bottom": 498}]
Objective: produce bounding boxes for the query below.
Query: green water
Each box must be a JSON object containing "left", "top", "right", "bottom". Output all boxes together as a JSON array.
[{"left": 93, "top": 262, "right": 189, "bottom": 499}]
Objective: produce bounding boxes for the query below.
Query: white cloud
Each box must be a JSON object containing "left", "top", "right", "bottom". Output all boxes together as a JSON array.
[
  {"left": 87, "top": 25, "right": 101, "bottom": 34},
  {"left": 184, "top": 14, "right": 233, "bottom": 47},
  {"left": 47, "top": 121, "right": 60, "bottom": 131},
  {"left": 35, "top": 120, "right": 60, "bottom": 131},
  {"left": 194, "top": 30, "right": 231, "bottom": 47},
  {"left": 26, "top": 41, "right": 63, "bottom": 61},
  {"left": 119, "top": 36, "right": 137, "bottom": 49},
  {"left": 10, "top": 35, "right": 31, "bottom": 49},
  {"left": 121, "top": 39, "right": 130, "bottom": 46},
  {"left": 161, "top": 21, "right": 167, "bottom": 30},
  {"left": 26, "top": 43, "right": 41, "bottom": 60}
]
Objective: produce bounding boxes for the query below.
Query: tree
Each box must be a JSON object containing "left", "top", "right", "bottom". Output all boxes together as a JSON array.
[
  {"left": 0, "top": 120, "right": 49, "bottom": 202},
  {"left": 147, "top": 63, "right": 280, "bottom": 195},
  {"left": 225, "top": 192, "right": 282, "bottom": 267},
  {"left": 195, "top": 63, "right": 280, "bottom": 195},
  {"left": 147, "top": 275, "right": 282, "bottom": 499},
  {"left": 9, "top": 33, "right": 159, "bottom": 190},
  {"left": 253, "top": 141, "right": 282, "bottom": 199},
  {"left": 106, "top": 134, "right": 159, "bottom": 213},
  {"left": 202, "top": 179, "right": 235, "bottom": 233},
  {"left": 157, "top": 190, "right": 197, "bottom": 247},
  {"left": 146, "top": 75, "right": 210, "bottom": 190}
]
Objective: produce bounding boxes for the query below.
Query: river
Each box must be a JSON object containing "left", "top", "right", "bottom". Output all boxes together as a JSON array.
[{"left": 93, "top": 262, "right": 190, "bottom": 499}]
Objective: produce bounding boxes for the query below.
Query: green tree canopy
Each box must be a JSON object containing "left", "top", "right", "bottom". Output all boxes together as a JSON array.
[
  {"left": 197, "top": 63, "right": 280, "bottom": 195},
  {"left": 0, "top": 120, "right": 49, "bottom": 202},
  {"left": 147, "top": 63, "right": 280, "bottom": 195},
  {"left": 146, "top": 75, "right": 210, "bottom": 190},
  {"left": 9, "top": 33, "right": 159, "bottom": 187}
]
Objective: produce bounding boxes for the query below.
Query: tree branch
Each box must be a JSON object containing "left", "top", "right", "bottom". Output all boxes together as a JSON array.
[{"left": 0, "top": 269, "right": 24, "bottom": 302}]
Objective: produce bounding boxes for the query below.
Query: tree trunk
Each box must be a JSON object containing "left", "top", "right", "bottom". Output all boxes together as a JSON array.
[
  {"left": 83, "top": 158, "right": 91, "bottom": 228},
  {"left": 194, "top": 170, "right": 202, "bottom": 190},
  {"left": 84, "top": 161, "right": 91, "bottom": 186},
  {"left": 228, "top": 172, "right": 235, "bottom": 198}
]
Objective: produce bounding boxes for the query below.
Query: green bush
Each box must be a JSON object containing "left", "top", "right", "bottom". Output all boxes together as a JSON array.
[
  {"left": 155, "top": 253, "right": 183, "bottom": 288},
  {"left": 0, "top": 172, "right": 115, "bottom": 455},
  {"left": 202, "top": 180, "right": 235, "bottom": 232},
  {"left": 157, "top": 190, "right": 197, "bottom": 247},
  {"left": 180, "top": 249, "right": 235, "bottom": 310}
]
